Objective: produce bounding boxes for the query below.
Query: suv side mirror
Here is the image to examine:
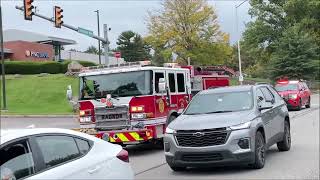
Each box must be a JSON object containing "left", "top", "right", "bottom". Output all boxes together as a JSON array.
[{"left": 158, "top": 78, "right": 166, "bottom": 93}]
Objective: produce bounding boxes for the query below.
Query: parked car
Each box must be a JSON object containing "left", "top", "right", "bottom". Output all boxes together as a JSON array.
[
  {"left": 164, "top": 85, "right": 291, "bottom": 171},
  {"left": 0, "top": 128, "right": 134, "bottom": 180},
  {"left": 275, "top": 79, "right": 311, "bottom": 110}
]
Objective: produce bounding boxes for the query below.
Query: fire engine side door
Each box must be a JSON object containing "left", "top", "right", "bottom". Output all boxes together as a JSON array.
[
  {"left": 154, "top": 70, "right": 169, "bottom": 120},
  {"left": 166, "top": 71, "right": 178, "bottom": 110}
]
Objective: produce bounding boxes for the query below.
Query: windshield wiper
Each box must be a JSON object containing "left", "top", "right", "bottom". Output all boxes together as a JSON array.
[{"left": 205, "top": 110, "right": 234, "bottom": 114}]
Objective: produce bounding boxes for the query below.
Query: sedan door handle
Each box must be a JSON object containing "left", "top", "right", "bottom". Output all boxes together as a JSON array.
[{"left": 88, "top": 165, "right": 101, "bottom": 174}]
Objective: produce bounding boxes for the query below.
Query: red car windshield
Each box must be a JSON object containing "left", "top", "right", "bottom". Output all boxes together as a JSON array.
[{"left": 275, "top": 84, "right": 298, "bottom": 92}]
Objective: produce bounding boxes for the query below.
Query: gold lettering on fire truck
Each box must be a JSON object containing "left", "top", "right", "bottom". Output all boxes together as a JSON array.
[{"left": 158, "top": 99, "right": 165, "bottom": 113}]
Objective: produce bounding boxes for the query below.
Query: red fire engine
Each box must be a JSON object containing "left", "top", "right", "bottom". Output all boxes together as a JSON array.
[{"left": 76, "top": 62, "right": 229, "bottom": 145}]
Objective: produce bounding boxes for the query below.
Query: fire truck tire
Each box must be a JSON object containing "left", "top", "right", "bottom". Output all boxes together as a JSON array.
[{"left": 167, "top": 114, "right": 177, "bottom": 125}]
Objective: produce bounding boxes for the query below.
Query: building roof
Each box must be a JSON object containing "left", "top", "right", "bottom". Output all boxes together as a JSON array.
[{"left": 4, "top": 29, "right": 76, "bottom": 46}]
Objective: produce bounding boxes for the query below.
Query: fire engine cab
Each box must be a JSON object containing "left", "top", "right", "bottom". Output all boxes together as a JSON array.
[{"left": 76, "top": 62, "right": 229, "bottom": 145}]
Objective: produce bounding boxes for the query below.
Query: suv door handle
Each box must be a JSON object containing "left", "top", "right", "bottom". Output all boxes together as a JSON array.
[{"left": 88, "top": 165, "right": 101, "bottom": 174}]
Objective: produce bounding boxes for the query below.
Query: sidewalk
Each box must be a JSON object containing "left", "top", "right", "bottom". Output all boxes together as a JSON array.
[{"left": 1, "top": 114, "right": 77, "bottom": 118}]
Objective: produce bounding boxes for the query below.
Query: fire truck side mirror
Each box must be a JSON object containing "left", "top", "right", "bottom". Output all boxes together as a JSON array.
[{"left": 158, "top": 78, "right": 166, "bottom": 93}]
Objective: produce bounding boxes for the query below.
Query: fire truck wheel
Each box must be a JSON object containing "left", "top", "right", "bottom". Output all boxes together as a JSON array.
[{"left": 167, "top": 115, "right": 177, "bottom": 125}]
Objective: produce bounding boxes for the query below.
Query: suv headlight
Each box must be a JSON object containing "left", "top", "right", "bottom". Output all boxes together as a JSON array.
[
  {"left": 165, "top": 127, "right": 176, "bottom": 134},
  {"left": 289, "top": 94, "right": 298, "bottom": 99},
  {"left": 230, "top": 121, "right": 251, "bottom": 130}
]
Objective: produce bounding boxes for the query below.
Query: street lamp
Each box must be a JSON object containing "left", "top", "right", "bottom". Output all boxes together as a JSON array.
[
  {"left": 0, "top": 5, "right": 7, "bottom": 110},
  {"left": 235, "top": 0, "right": 248, "bottom": 85},
  {"left": 94, "top": 10, "right": 101, "bottom": 65}
]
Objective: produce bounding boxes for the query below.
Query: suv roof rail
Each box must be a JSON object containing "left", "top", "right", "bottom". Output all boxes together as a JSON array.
[{"left": 255, "top": 82, "right": 269, "bottom": 85}]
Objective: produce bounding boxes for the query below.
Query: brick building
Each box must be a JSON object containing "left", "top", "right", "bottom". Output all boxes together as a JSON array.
[
  {"left": 4, "top": 41, "right": 53, "bottom": 61},
  {"left": 2, "top": 29, "right": 76, "bottom": 61}
]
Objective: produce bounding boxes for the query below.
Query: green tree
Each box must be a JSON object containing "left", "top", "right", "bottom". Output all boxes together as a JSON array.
[
  {"left": 146, "top": 0, "right": 232, "bottom": 65},
  {"left": 84, "top": 45, "right": 99, "bottom": 54},
  {"left": 116, "top": 31, "right": 151, "bottom": 62},
  {"left": 269, "top": 27, "right": 319, "bottom": 80},
  {"left": 241, "top": 0, "right": 320, "bottom": 79}
]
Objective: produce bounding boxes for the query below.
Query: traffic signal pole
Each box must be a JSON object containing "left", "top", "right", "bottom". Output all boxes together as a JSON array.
[
  {"left": 15, "top": 5, "right": 110, "bottom": 65},
  {"left": 0, "top": 5, "right": 7, "bottom": 110}
]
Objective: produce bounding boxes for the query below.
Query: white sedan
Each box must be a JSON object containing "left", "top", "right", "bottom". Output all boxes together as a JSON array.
[{"left": 0, "top": 128, "right": 134, "bottom": 180}]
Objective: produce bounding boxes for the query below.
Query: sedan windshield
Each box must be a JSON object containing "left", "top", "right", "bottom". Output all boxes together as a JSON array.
[
  {"left": 80, "top": 70, "right": 152, "bottom": 100},
  {"left": 184, "top": 91, "right": 253, "bottom": 115},
  {"left": 275, "top": 84, "right": 298, "bottom": 92}
]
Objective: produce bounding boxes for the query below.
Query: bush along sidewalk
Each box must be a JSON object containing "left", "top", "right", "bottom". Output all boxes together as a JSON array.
[{"left": 0, "top": 60, "right": 96, "bottom": 74}]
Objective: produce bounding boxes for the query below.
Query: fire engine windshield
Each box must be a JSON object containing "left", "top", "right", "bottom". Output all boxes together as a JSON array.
[
  {"left": 184, "top": 91, "right": 253, "bottom": 115},
  {"left": 80, "top": 70, "right": 152, "bottom": 100}
]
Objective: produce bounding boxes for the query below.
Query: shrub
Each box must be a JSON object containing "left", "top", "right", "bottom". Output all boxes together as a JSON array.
[{"left": 0, "top": 60, "right": 97, "bottom": 74}]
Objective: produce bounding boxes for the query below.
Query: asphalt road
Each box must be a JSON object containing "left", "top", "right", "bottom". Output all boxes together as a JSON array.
[{"left": 1, "top": 94, "right": 319, "bottom": 179}]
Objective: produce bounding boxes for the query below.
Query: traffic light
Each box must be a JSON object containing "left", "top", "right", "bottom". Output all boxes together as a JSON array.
[
  {"left": 23, "top": 0, "right": 34, "bottom": 21},
  {"left": 54, "top": 6, "right": 63, "bottom": 28}
]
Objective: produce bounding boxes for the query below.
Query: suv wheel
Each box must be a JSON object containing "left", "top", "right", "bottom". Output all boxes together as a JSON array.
[
  {"left": 305, "top": 97, "right": 311, "bottom": 108},
  {"left": 252, "top": 131, "right": 265, "bottom": 169},
  {"left": 277, "top": 121, "right": 291, "bottom": 151}
]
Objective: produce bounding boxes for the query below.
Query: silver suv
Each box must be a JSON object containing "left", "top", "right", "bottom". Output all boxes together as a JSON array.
[{"left": 164, "top": 85, "right": 291, "bottom": 171}]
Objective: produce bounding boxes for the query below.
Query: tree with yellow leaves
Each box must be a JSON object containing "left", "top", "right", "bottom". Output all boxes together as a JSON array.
[{"left": 146, "top": 0, "right": 232, "bottom": 65}]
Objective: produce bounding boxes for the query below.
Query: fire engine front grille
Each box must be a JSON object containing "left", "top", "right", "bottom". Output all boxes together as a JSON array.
[
  {"left": 175, "top": 128, "right": 229, "bottom": 147},
  {"left": 95, "top": 106, "right": 129, "bottom": 130}
]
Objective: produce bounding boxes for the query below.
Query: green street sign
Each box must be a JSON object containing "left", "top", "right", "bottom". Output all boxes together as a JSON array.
[{"left": 78, "top": 27, "right": 94, "bottom": 37}]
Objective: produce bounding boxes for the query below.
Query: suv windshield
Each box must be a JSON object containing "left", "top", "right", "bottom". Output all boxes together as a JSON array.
[
  {"left": 275, "top": 84, "right": 298, "bottom": 92},
  {"left": 184, "top": 91, "right": 253, "bottom": 115},
  {"left": 80, "top": 70, "right": 152, "bottom": 100}
]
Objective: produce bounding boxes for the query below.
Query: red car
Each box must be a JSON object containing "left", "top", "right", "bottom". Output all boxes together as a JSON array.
[{"left": 275, "top": 79, "right": 311, "bottom": 110}]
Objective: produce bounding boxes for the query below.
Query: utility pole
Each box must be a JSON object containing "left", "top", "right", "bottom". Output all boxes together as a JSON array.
[
  {"left": 104, "top": 24, "right": 110, "bottom": 66},
  {"left": 235, "top": 0, "right": 248, "bottom": 85},
  {"left": 94, "top": 10, "right": 101, "bottom": 65},
  {"left": 0, "top": 5, "right": 7, "bottom": 110}
]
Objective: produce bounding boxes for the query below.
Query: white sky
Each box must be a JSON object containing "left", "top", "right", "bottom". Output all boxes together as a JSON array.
[{"left": 2, "top": 0, "right": 251, "bottom": 51}]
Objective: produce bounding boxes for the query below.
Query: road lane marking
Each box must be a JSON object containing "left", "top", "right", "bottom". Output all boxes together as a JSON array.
[{"left": 135, "top": 162, "right": 167, "bottom": 176}]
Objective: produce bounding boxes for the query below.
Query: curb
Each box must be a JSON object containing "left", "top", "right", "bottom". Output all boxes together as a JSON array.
[{"left": 1, "top": 115, "right": 77, "bottom": 118}]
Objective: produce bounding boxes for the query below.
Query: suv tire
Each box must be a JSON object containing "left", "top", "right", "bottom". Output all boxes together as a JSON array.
[
  {"left": 305, "top": 97, "right": 311, "bottom": 108},
  {"left": 252, "top": 131, "right": 265, "bottom": 169},
  {"left": 277, "top": 121, "right": 291, "bottom": 151}
]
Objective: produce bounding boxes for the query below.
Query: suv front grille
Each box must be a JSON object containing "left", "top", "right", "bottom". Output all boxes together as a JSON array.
[
  {"left": 181, "top": 153, "right": 223, "bottom": 162},
  {"left": 175, "top": 128, "right": 229, "bottom": 147}
]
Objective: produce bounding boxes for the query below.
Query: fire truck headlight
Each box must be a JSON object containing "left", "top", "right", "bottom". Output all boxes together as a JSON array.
[
  {"left": 131, "top": 106, "right": 144, "bottom": 112},
  {"left": 79, "top": 110, "right": 85, "bottom": 117},
  {"left": 165, "top": 127, "right": 176, "bottom": 134},
  {"left": 131, "top": 113, "right": 147, "bottom": 119}
]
